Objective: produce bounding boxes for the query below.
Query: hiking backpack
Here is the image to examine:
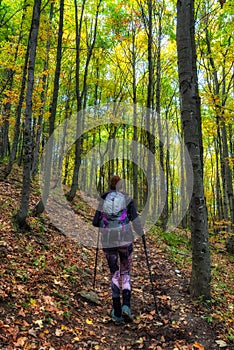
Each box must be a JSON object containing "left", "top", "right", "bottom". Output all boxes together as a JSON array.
[{"left": 100, "top": 191, "right": 131, "bottom": 240}]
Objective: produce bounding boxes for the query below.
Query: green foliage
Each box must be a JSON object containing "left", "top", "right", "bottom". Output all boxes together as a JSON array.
[
  {"left": 0, "top": 0, "right": 233, "bottom": 234},
  {"left": 161, "top": 231, "right": 190, "bottom": 248},
  {"left": 0, "top": 1, "right": 15, "bottom": 40},
  {"left": 31, "top": 255, "right": 46, "bottom": 268},
  {"left": 151, "top": 227, "right": 192, "bottom": 269}
]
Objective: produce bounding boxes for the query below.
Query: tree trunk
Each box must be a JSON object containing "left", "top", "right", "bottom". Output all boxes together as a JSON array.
[
  {"left": 130, "top": 23, "right": 138, "bottom": 207},
  {"left": 155, "top": 9, "right": 168, "bottom": 228},
  {"left": 33, "top": 0, "right": 64, "bottom": 215},
  {"left": 0, "top": 117, "right": 9, "bottom": 160},
  {"left": 140, "top": 0, "right": 155, "bottom": 222},
  {"left": 67, "top": 0, "right": 86, "bottom": 201},
  {"left": 0, "top": 0, "right": 28, "bottom": 165},
  {"left": 68, "top": 0, "right": 101, "bottom": 201},
  {"left": 176, "top": 0, "right": 211, "bottom": 299},
  {"left": 203, "top": 20, "right": 233, "bottom": 229},
  {"left": 31, "top": 2, "right": 54, "bottom": 178},
  {"left": 15, "top": 0, "right": 42, "bottom": 226},
  {"left": 4, "top": 38, "right": 29, "bottom": 177}
]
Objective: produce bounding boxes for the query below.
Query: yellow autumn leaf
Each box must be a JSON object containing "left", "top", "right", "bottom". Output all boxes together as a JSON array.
[
  {"left": 30, "top": 298, "right": 37, "bottom": 306},
  {"left": 136, "top": 337, "right": 144, "bottom": 344},
  {"left": 86, "top": 318, "right": 93, "bottom": 325},
  {"left": 72, "top": 336, "right": 80, "bottom": 343}
]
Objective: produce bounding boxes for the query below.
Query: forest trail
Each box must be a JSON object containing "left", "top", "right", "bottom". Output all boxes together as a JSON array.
[{"left": 0, "top": 176, "right": 233, "bottom": 350}]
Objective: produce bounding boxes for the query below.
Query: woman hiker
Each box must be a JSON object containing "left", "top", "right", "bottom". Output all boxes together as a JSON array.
[{"left": 92, "top": 175, "right": 144, "bottom": 324}]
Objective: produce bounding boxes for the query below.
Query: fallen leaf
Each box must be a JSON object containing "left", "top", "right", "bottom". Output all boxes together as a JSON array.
[
  {"left": 34, "top": 319, "right": 43, "bottom": 328},
  {"left": 30, "top": 299, "right": 37, "bottom": 307},
  {"left": 22, "top": 320, "right": 30, "bottom": 327},
  {"left": 215, "top": 340, "right": 228, "bottom": 347},
  {"left": 18, "top": 308, "right": 26, "bottom": 317},
  {"left": 28, "top": 328, "right": 37, "bottom": 337},
  {"left": 86, "top": 318, "right": 93, "bottom": 325},
  {"left": 193, "top": 341, "right": 205, "bottom": 350},
  {"left": 43, "top": 295, "right": 55, "bottom": 304},
  {"left": 147, "top": 314, "right": 154, "bottom": 320},
  {"left": 55, "top": 328, "right": 63, "bottom": 337},
  {"left": 13, "top": 337, "right": 27, "bottom": 347},
  {"left": 136, "top": 337, "right": 144, "bottom": 344},
  {"left": 72, "top": 336, "right": 80, "bottom": 342},
  {"left": 54, "top": 279, "right": 62, "bottom": 285}
]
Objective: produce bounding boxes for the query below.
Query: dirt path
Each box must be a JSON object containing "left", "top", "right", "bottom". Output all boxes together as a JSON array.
[
  {"left": 75, "top": 237, "right": 224, "bottom": 350},
  {"left": 1, "top": 226, "right": 227, "bottom": 350},
  {"left": 0, "top": 179, "right": 232, "bottom": 349}
]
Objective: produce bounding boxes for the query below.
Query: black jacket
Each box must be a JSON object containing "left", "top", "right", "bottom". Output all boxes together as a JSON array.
[{"left": 92, "top": 191, "right": 144, "bottom": 236}]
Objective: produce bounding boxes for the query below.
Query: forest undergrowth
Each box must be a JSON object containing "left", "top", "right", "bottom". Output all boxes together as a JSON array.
[{"left": 0, "top": 167, "right": 233, "bottom": 350}]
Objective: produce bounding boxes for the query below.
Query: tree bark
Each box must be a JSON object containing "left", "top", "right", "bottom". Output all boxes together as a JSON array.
[
  {"left": 176, "top": 0, "right": 211, "bottom": 299},
  {"left": 203, "top": 23, "right": 233, "bottom": 228},
  {"left": 31, "top": 2, "right": 54, "bottom": 178},
  {"left": 33, "top": 0, "right": 64, "bottom": 215},
  {"left": 68, "top": 0, "right": 101, "bottom": 201},
  {"left": 155, "top": 7, "right": 168, "bottom": 228},
  {"left": 15, "top": 0, "right": 42, "bottom": 226},
  {"left": 4, "top": 34, "right": 30, "bottom": 177},
  {"left": 0, "top": 0, "right": 28, "bottom": 164}
]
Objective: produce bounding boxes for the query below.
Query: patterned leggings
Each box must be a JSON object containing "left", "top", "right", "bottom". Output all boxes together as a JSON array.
[{"left": 103, "top": 244, "right": 133, "bottom": 298}]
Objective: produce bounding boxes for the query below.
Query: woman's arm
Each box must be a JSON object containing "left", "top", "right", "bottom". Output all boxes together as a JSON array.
[
  {"left": 127, "top": 200, "right": 144, "bottom": 236},
  {"left": 92, "top": 192, "right": 108, "bottom": 227},
  {"left": 92, "top": 210, "right": 101, "bottom": 227}
]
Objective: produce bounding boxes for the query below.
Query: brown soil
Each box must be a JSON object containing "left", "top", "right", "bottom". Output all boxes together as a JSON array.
[{"left": 0, "top": 175, "right": 233, "bottom": 350}]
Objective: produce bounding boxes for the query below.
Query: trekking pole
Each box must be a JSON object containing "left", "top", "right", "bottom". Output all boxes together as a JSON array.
[
  {"left": 93, "top": 227, "right": 100, "bottom": 289},
  {"left": 142, "top": 233, "right": 159, "bottom": 316}
]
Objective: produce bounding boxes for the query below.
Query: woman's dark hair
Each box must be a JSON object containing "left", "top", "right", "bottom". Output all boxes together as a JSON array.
[{"left": 109, "top": 175, "right": 121, "bottom": 190}]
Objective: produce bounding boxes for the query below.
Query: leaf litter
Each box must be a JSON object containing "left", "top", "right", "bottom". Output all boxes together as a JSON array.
[{"left": 0, "top": 173, "right": 233, "bottom": 349}]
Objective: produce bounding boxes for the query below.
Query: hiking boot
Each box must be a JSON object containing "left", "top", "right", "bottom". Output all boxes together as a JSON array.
[
  {"left": 111, "top": 310, "right": 123, "bottom": 325},
  {"left": 122, "top": 305, "right": 133, "bottom": 322}
]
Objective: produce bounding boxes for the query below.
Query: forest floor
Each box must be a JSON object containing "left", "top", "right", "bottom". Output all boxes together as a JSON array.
[{"left": 0, "top": 167, "right": 234, "bottom": 350}]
